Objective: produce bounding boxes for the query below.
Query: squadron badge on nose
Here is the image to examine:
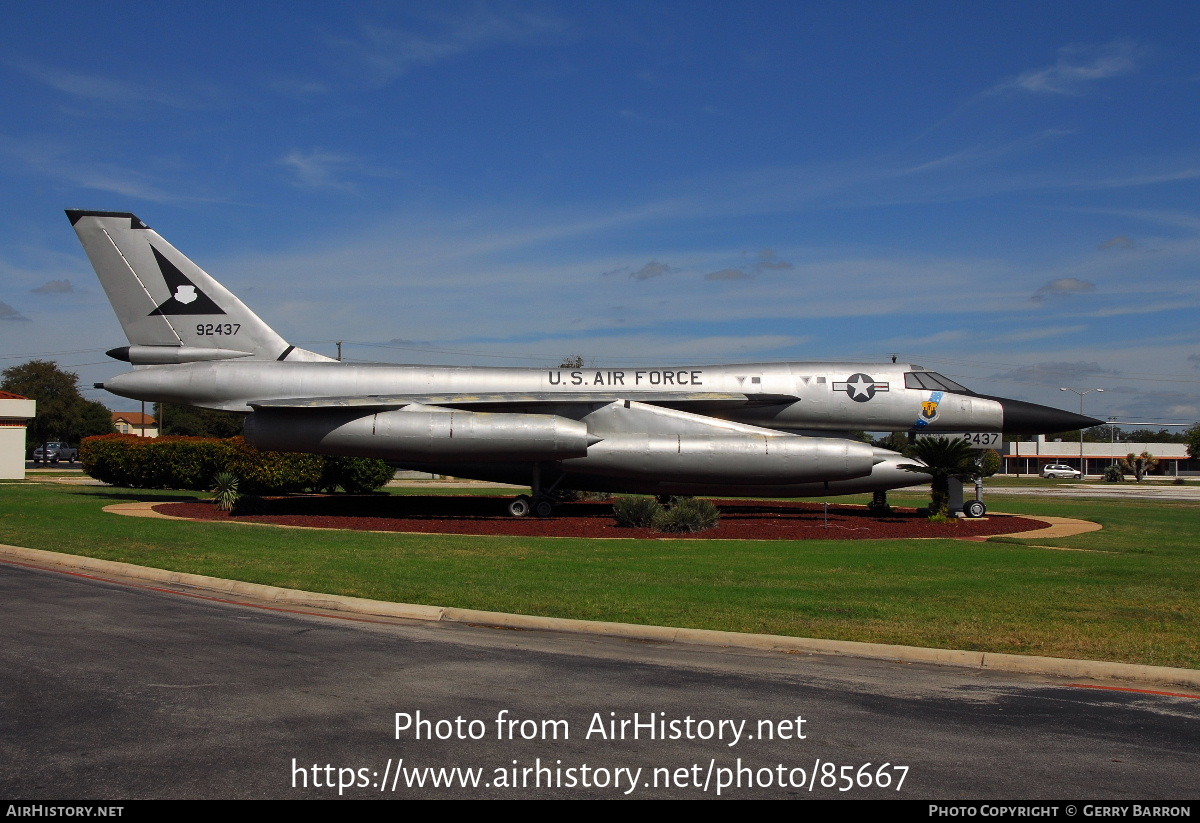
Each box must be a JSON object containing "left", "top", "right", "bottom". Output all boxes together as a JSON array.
[{"left": 914, "top": 391, "right": 944, "bottom": 428}]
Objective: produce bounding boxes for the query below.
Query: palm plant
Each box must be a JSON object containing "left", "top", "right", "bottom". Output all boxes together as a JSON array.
[
  {"left": 898, "top": 436, "right": 979, "bottom": 518},
  {"left": 211, "top": 471, "right": 240, "bottom": 512}
]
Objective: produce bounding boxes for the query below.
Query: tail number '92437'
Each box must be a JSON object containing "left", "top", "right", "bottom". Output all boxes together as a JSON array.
[{"left": 196, "top": 323, "right": 241, "bottom": 336}]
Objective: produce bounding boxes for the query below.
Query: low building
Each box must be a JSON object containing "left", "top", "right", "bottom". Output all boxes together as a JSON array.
[
  {"left": 0, "top": 392, "right": 36, "bottom": 479},
  {"left": 1004, "top": 435, "right": 1196, "bottom": 477},
  {"left": 112, "top": 411, "right": 158, "bottom": 438}
]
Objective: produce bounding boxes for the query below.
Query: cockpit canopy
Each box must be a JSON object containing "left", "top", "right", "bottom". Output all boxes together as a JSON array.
[{"left": 903, "top": 371, "right": 969, "bottom": 393}]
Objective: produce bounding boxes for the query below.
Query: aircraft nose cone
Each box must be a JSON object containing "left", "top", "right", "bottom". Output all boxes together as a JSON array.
[{"left": 991, "top": 396, "right": 1103, "bottom": 434}]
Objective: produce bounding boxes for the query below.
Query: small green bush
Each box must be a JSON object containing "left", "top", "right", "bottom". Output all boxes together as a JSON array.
[
  {"left": 317, "top": 456, "right": 396, "bottom": 493},
  {"left": 612, "top": 496, "right": 663, "bottom": 527},
  {"left": 1173, "top": 476, "right": 1188, "bottom": 486},
  {"left": 1104, "top": 464, "right": 1125, "bottom": 483},
  {"left": 976, "top": 449, "right": 1001, "bottom": 478},
  {"left": 652, "top": 497, "right": 720, "bottom": 534},
  {"left": 211, "top": 471, "right": 240, "bottom": 512}
]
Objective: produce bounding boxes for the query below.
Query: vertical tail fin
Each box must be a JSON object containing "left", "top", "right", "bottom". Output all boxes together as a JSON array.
[{"left": 67, "top": 210, "right": 331, "bottom": 364}]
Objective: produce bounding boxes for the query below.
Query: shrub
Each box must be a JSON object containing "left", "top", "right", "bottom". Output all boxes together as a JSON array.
[
  {"left": 1173, "top": 476, "right": 1188, "bottom": 486},
  {"left": 976, "top": 449, "right": 1001, "bottom": 478},
  {"left": 212, "top": 471, "right": 240, "bottom": 511},
  {"left": 560, "top": 489, "right": 612, "bottom": 502},
  {"left": 612, "top": 496, "right": 663, "bottom": 527},
  {"left": 81, "top": 435, "right": 393, "bottom": 495},
  {"left": 652, "top": 497, "right": 720, "bottom": 534},
  {"left": 1104, "top": 464, "right": 1125, "bottom": 483},
  {"left": 317, "top": 456, "right": 395, "bottom": 494},
  {"left": 221, "top": 437, "right": 323, "bottom": 494},
  {"left": 82, "top": 434, "right": 226, "bottom": 490}
]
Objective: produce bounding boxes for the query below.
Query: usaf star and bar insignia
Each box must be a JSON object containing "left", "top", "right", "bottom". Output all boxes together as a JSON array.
[{"left": 833, "top": 373, "right": 890, "bottom": 402}]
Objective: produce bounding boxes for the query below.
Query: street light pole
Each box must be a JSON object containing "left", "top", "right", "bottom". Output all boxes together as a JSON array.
[{"left": 1060, "top": 387, "right": 1104, "bottom": 477}]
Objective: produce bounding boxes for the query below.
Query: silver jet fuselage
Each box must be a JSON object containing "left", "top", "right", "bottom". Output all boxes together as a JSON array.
[{"left": 106, "top": 360, "right": 1007, "bottom": 434}]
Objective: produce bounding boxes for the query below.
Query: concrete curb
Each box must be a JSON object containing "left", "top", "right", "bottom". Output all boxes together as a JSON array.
[
  {"left": 988, "top": 514, "right": 1103, "bottom": 540},
  {"left": 2, "top": 542, "right": 1196, "bottom": 691}
]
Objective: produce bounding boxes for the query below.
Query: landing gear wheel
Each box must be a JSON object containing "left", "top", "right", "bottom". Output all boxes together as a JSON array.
[
  {"left": 534, "top": 498, "right": 555, "bottom": 518},
  {"left": 963, "top": 500, "right": 987, "bottom": 518},
  {"left": 508, "top": 495, "right": 532, "bottom": 517}
]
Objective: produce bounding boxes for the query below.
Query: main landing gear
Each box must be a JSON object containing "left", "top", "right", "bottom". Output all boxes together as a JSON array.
[
  {"left": 507, "top": 464, "right": 564, "bottom": 518},
  {"left": 507, "top": 495, "right": 557, "bottom": 518}
]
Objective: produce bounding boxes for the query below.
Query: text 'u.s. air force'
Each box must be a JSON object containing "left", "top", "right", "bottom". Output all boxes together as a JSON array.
[{"left": 547, "top": 370, "right": 704, "bottom": 386}]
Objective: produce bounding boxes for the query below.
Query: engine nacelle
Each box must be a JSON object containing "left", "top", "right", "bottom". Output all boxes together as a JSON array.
[
  {"left": 244, "top": 406, "right": 596, "bottom": 462},
  {"left": 565, "top": 434, "right": 878, "bottom": 485},
  {"left": 106, "top": 345, "right": 254, "bottom": 365}
]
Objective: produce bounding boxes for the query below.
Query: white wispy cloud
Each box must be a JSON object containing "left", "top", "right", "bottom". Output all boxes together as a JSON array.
[
  {"left": 995, "top": 41, "right": 1140, "bottom": 96},
  {"left": 894, "top": 130, "right": 1073, "bottom": 177},
  {"left": 884, "top": 330, "right": 969, "bottom": 348},
  {"left": 279, "top": 149, "right": 359, "bottom": 192},
  {"left": 0, "top": 138, "right": 217, "bottom": 204},
  {"left": 66, "top": 166, "right": 186, "bottom": 203},
  {"left": 335, "top": 8, "right": 569, "bottom": 85},
  {"left": 31, "top": 280, "right": 73, "bottom": 294},
  {"left": 995, "top": 325, "right": 1088, "bottom": 343},
  {"left": 9, "top": 60, "right": 214, "bottom": 110},
  {"left": 1087, "top": 167, "right": 1200, "bottom": 189}
]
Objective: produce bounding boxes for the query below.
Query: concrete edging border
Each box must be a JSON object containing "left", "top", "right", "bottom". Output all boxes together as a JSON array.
[
  {"left": 2, "top": 542, "right": 1196, "bottom": 691},
  {"left": 102, "top": 500, "right": 1103, "bottom": 541}
]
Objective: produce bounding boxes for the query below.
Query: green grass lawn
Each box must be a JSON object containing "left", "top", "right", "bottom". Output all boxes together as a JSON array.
[
  {"left": 2, "top": 481, "right": 1197, "bottom": 669},
  {"left": 983, "top": 475, "right": 1191, "bottom": 488}
]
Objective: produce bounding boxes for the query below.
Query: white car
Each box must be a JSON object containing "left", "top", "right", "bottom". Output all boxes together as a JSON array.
[{"left": 1040, "top": 464, "right": 1082, "bottom": 479}]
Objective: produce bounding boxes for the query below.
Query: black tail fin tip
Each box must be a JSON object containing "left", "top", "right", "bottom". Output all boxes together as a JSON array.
[{"left": 65, "top": 210, "right": 148, "bottom": 229}]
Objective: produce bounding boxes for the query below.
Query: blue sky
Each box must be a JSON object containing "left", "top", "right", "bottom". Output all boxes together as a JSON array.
[{"left": 1, "top": 2, "right": 1198, "bottom": 428}]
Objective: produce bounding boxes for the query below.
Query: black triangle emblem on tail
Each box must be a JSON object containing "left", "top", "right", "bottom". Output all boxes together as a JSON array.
[{"left": 147, "top": 247, "right": 226, "bottom": 316}]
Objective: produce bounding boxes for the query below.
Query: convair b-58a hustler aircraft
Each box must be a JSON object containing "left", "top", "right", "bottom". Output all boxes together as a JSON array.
[{"left": 70, "top": 210, "right": 1100, "bottom": 516}]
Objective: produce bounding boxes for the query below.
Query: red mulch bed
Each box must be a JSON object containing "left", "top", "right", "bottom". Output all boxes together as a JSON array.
[{"left": 153, "top": 496, "right": 1045, "bottom": 541}]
